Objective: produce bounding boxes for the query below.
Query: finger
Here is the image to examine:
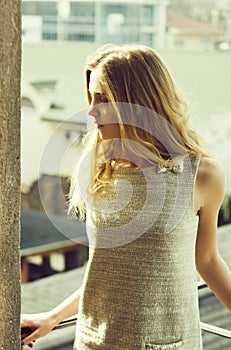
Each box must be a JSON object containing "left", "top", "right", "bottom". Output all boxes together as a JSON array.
[{"left": 23, "top": 330, "right": 39, "bottom": 346}]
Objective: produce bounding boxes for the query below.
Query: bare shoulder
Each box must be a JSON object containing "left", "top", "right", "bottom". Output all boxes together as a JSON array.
[
  {"left": 197, "top": 157, "right": 225, "bottom": 186},
  {"left": 195, "top": 156, "right": 225, "bottom": 212}
]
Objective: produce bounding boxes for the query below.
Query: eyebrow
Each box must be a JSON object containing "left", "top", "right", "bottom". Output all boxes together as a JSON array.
[{"left": 88, "top": 90, "right": 105, "bottom": 96}]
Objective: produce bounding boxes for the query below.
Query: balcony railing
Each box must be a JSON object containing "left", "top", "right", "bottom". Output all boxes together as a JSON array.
[
  {"left": 21, "top": 220, "right": 231, "bottom": 349},
  {"left": 198, "top": 281, "right": 231, "bottom": 339},
  {"left": 21, "top": 283, "right": 231, "bottom": 344}
]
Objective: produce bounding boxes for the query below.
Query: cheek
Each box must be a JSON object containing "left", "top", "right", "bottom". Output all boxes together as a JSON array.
[{"left": 99, "top": 105, "right": 119, "bottom": 125}]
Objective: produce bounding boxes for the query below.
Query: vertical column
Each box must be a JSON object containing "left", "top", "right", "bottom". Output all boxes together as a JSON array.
[
  {"left": 95, "top": 1, "right": 102, "bottom": 44},
  {"left": 154, "top": 2, "right": 168, "bottom": 50},
  {"left": 57, "top": 0, "right": 71, "bottom": 41},
  {"left": 0, "top": 0, "right": 21, "bottom": 347}
]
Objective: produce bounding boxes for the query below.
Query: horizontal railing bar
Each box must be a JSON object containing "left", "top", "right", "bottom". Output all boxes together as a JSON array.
[
  {"left": 54, "top": 318, "right": 231, "bottom": 340},
  {"left": 21, "top": 317, "right": 78, "bottom": 341},
  {"left": 22, "top": 316, "right": 231, "bottom": 341},
  {"left": 53, "top": 317, "right": 77, "bottom": 330},
  {"left": 197, "top": 280, "right": 207, "bottom": 290},
  {"left": 57, "top": 318, "right": 231, "bottom": 340},
  {"left": 200, "top": 322, "right": 231, "bottom": 339}
]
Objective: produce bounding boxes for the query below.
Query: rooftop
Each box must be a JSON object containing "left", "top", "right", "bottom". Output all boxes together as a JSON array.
[{"left": 167, "top": 10, "right": 223, "bottom": 35}]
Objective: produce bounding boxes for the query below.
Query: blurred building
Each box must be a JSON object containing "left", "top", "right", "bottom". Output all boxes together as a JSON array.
[
  {"left": 22, "top": 0, "right": 169, "bottom": 49},
  {"left": 166, "top": 9, "right": 223, "bottom": 51},
  {"left": 168, "top": 0, "right": 231, "bottom": 43}
]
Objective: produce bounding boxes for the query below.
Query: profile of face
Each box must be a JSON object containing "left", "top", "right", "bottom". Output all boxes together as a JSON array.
[{"left": 88, "top": 69, "right": 121, "bottom": 141}]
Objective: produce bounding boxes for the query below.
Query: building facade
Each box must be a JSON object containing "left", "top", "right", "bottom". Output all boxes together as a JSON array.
[
  {"left": 166, "top": 9, "right": 223, "bottom": 51},
  {"left": 22, "top": 0, "right": 169, "bottom": 49}
]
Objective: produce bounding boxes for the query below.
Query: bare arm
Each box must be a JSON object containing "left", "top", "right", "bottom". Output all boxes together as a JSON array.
[
  {"left": 196, "top": 158, "right": 231, "bottom": 311},
  {"left": 48, "top": 286, "right": 82, "bottom": 324},
  {"left": 21, "top": 287, "right": 82, "bottom": 347}
]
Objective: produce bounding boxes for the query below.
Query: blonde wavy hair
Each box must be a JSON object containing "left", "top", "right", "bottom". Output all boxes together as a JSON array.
[{"left": 69, "top": 44, "right": 211, "bottom": 220}]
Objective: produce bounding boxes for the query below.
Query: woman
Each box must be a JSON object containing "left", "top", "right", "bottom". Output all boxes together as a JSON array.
[{"left": 21, "top": 44, "right": 231, "bottom": 349}]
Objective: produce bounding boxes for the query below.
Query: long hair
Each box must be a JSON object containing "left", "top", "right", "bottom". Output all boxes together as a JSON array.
[{"left": 68, "top": 44, "right": 211, "bottom": 220}]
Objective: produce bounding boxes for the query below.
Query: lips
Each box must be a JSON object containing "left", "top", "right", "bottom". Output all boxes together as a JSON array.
[{"left": 94, "top": 119, "right": 103, "bottom": 127}]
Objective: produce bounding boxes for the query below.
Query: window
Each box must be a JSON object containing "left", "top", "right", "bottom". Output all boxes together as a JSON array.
[
  {"left": 70, "top": 2, "right": 95, "bottom": 18},
  {"left": 140, "top": 5, "right": 154, "bottom": 26},
  {"left": 22, "top": 1, "right": 58, "bottom": 16},
  {"left": 68, "top": 33, "right": 95, "bottom": 42},
  {"left": 140, "top": 33, "right": 153, "bottom": 47}
]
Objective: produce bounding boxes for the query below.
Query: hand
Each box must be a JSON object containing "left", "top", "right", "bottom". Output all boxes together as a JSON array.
[{"left": 21, "top": 312, "right": 57, "bottom": 349}]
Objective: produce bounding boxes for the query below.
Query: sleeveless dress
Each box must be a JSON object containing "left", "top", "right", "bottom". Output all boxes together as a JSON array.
[{"left": 74, "top": 154, "right": 202, "bottom": 350}]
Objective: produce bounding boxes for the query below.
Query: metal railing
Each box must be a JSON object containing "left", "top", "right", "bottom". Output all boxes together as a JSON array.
[
  {"left": 21, "top": 284, "right": 231, "bottom": 343},
  {"left": 198, "top": 281, "right": 231, "bottom": 339}
]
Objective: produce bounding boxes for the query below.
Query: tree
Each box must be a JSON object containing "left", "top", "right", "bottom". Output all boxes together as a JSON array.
[{"left": 0, "top": 0, "right": 21, "bottom": 348}]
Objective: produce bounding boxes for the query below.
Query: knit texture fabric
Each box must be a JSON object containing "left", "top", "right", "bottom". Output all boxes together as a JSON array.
[{"left": 74, "top": 154, "right": 202, "bottom": 350}]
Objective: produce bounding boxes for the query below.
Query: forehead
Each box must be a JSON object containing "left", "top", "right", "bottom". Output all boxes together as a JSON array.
[{"left": 88, "top": 69, "right": 104, "bottom": 94}]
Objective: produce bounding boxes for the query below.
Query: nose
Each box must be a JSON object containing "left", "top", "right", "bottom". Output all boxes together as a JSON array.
[
  {"left": 88, "top": 104, "right": 99, "bottom": 118},
  {"left": 88, "top": 97, "right": 100, "bottom": 118}
]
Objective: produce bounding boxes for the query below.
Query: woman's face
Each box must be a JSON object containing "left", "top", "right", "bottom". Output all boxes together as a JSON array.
[{"left": 88, "top": 69, "right": 121, "bottom": 141}]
